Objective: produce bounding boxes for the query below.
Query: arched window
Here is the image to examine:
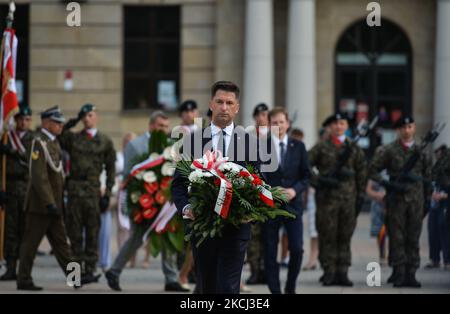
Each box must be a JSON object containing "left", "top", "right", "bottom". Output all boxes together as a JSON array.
[{"left": 335, "top": 18, "right": 412, "bottom": 147}]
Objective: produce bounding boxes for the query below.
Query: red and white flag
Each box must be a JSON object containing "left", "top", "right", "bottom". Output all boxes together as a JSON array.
[{"left": 0, "top": 28, "right": 18, "bottom": 131}]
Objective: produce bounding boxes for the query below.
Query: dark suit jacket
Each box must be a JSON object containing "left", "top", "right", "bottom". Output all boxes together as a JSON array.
[
  {"left": 171, "top": 125, "right": 260, "bottom": 240},
  {"left": 261, "top": 136, "right": 311, "bottom": 214}
]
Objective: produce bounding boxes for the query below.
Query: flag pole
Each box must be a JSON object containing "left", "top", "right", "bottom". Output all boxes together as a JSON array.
[{"left": 0, "top": 0, "right": 15, "bottom": 263}]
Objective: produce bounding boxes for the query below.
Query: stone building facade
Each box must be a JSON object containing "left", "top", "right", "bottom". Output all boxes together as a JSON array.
[{"left": 3, "top": 0, "right": 447, "bottom": 149}]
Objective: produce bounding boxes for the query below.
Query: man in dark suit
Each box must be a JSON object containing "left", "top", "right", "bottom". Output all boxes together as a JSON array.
[
  {"left": 261, "top": 107, "right": 310, "bottom": 294},
  {"left": 172, "top": 81, "right": 259, "bottom": 294}
]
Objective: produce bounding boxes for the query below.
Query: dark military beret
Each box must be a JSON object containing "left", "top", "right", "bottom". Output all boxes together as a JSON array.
[
  {"left": 321, "top": 114, "right": 335, "bottom": 127},
  {"left": 41, "top": 106, "right": 65, "bottom": 123},
  {"left": 179, "top": 100, "right": 198, "bottom": 113},
  {"left": 79, "top": 103, "right": 96, "bottom": 118},
  {"left": 394, "top": 115, "right": 415, "bottom": 129},
  {"left": 15, "top": 106, "right": 32, "bottom": 117},
  {"left": 253, "top": 103, "right": 269, "bottom": 117},
  {"left": 326, "top": 112, "right": 349, "bottom": 125}
]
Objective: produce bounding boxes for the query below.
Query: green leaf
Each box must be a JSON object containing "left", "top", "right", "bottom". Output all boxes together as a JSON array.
[
  {"left": 168, "top": 229, "right": 185, "bottom": 252},
  {"left": 150, "top": 233, "right": 162, "bottom": 258}
]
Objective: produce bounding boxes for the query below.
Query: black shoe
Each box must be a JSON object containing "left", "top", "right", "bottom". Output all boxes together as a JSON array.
[
  {"left": 105, "top": 271, "right": 121, "bottom": 291},
  {"left": 405, "top": 272, "right": 421, "bottom": 288},
  {"left": 17, "top": 282, "right": 43, "bottom": 291},
  {"left": 336, "top": 272, "right": 353, "bottom": 287},
  {"left": 0, "top": 259, "right": 17, "bottom": 281},
  {"left": 387, "top": 268, "right": 397, "bottom": 284},
  {"left": 246, "top": 273, "right": 259, "bottom": 285},
  {"left": 257, "top": 272, "right": 267, "bottom": 284},
  {"left": 393, "top": 272, "right": 406, "bottom": 287},
  {"left": 165, "top": 282, "right": 190, "bottom": 292},
  {"left": 81, "top": 272, "right": 101, "bottom": 285},
  {"left": 0, "top": 268, "right": 17, "bottom": 281},
  {"left": 322, "top": 272, "right": 337, "bottom": 286},
  {"left": 319, "top": 273, "right": 325, "bottom": 283}
]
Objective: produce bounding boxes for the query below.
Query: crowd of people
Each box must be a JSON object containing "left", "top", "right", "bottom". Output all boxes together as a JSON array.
[{"left": 0, "top": 80, "right": 449, "bottom": 293}]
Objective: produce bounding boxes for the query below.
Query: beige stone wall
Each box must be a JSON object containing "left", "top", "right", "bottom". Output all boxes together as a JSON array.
[
  {"left": 316, "top": 0, "right": 436, "bottom": 138},
  {"left": 27, "top": 1, "right": 123, "bottom": 147},
  {"left": 5, "top": 0, "right": 217, "bottom": 149}
]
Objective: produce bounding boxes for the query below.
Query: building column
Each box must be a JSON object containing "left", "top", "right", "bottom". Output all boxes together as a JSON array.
[
  {"left": 242, "top": 0, "right": 274, "bottom": 127},
  {"left": 286, "top": 0, "right": 316, "bottom": 148},
  {"left": 434, "top": 0, "right": 450, "bottom": 147}
]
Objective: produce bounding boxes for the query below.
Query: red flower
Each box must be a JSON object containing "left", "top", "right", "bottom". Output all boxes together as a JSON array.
[
  {"left": 139, "top": 194, "right": 154, "bottom": 209},
  {"left": 239, "top": 170, "right": 251, "bottom": 178},
  {"left": 251, "top": 174, "right": 263, "bottom": 186},
  {"left": 142, "top": 207, "right": 158, "bottom": 220},
  {"left": 145, "top": 182, "right": 159, "bottom": 194},
  {"left": 133, "top": 211, "right": 143, "bottom": 224},
  {"left": 160, "top": 177, "right": 172, "bottom": 190},
  {"left": 168, "top": 223, "right": 176, "bottom": 233},
  {"left": 214, "top": 178, "right": 221, "bottom": 186},
  {"left": 155, "top": 191, "right": 167, "bottom": 205},
  {"left": 156, "top": 225, "right": 168, "bottom": 235}
]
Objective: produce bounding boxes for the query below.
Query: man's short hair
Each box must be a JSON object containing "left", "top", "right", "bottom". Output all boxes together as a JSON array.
[
  {"left": 290, "top": 128, "right": 304, "bottom": 139},
  {"left": 268, "top": 106, "right": 289, "bottom": 121},
  {"left": 211, "top": 81, "right": 240, "bottom": 99},
  {"left": 149, "top": 110, "right": 168, "bottom": 124}
]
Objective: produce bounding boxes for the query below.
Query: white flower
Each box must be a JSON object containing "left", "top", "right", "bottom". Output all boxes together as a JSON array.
[
  {"left": 143, "top": 171, "right": 157, "bottom": 183},
  {"left": 188, "top": 169, "right": 213, "bottom": 183},
  {"left": 135, "top": 171, "right": 145, "bottom": 180},
  {"left": 130, "top": 191, "right": 141, "bottom": 204},
  {"left": 149, "top": 153, "right": 160, "bottom": 161},
  {"left": 161, "top": 162, "right": 176, "bottom": 177},
  {"left": 218, "top": 162, "right": 241, "bottom": 174},
  {"left": 163, "top": 147, "right": 173, "bottom": 161}
]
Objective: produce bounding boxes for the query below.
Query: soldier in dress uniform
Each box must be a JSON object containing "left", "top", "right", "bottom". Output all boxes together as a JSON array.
[{"left": 16, "top": 106, "right": 75, "bottom": 291}]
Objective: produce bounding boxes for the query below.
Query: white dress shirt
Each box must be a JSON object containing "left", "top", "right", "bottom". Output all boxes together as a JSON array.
[
  {"left": 272, "top": 134, "right": 288, "bottom": 166},
  {"left": 210, "top": 122, "right": 234, "bottom": 156},
  {"left": 85, "top": 128, "right": 98, "bottom": 138}
]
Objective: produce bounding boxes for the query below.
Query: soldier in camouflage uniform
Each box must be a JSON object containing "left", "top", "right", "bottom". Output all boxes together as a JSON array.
[
  {"left": 430, "top": 145, "right": 450, "bottom": 267},
  {"left": 59, "top": 104, "right": 116, "bottom": 280},
  {"left": 369, "top": 116, "right": 431, "bottom": 288},
  {"left": 0, "top": 107, "right": 34, "bottom": 281},
  {"left": 308, "top": 113, "right": 367, "bottom": 286}
]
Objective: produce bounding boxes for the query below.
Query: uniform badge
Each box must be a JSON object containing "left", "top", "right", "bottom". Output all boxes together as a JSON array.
[{"left": 31, "top": 150, "right": 40, "bottom": 160}]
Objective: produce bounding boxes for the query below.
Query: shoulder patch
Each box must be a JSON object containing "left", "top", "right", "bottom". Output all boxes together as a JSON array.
[{"left": 31, "top": 150, "right": 40, "bottom": 160}]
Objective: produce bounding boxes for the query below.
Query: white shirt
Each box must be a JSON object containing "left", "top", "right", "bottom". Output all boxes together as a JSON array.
[
  {"left": 85, "top": 128, "right": 98, "bottom": 138},
  {"left": 338, "top": 135, "right": 346, "bottom": 143},
  {"left": 211, "top": 122, "right": 234, "bottom": 156},
  {"left": 182, "top": 124, "right": 198, "bottom": 134},
  {"left": 41, "top": 128, "right": 56, "bottom": 141},
  {"left": 402, "top": 140, "right": 415, "bottom": 148},
  {"left": 272, "top": 134, "right": 288, "bottom": 166}
]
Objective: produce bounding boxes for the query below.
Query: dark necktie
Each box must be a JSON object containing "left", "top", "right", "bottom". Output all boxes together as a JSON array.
[
  {"left": 221, "top": 130, "right": 227, "bottom": 157},
  {"left": 279, "top": 142, "right": 286, "bottom": 169}
]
